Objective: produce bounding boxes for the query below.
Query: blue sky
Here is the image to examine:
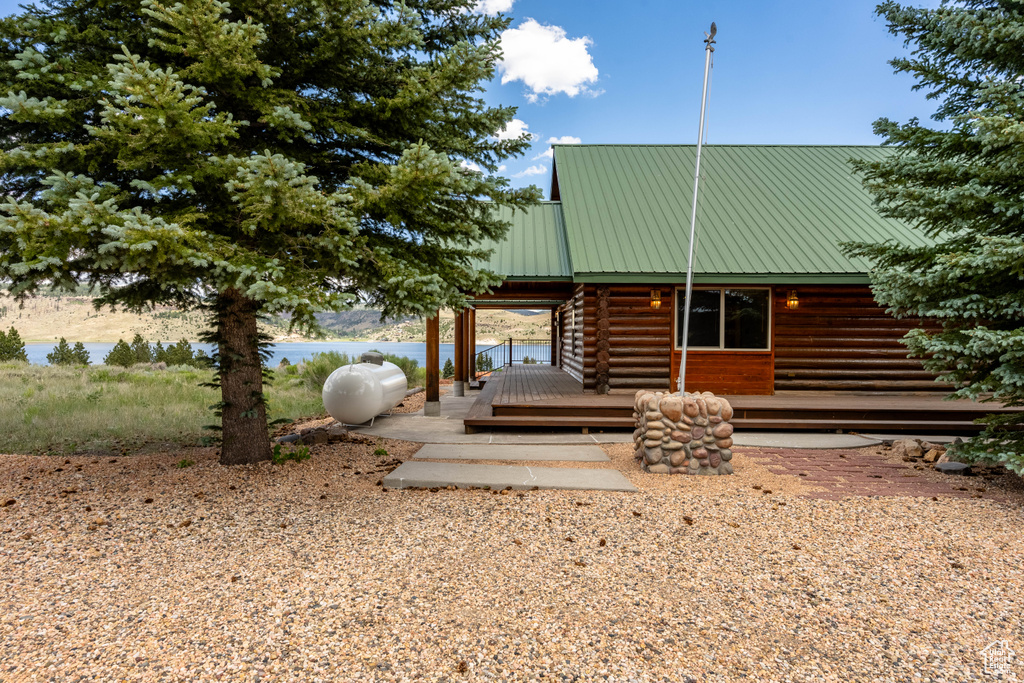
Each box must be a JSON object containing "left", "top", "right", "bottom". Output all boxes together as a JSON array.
[
  {"left": 0, "top": 0, "right": 942, "bottom": 196},
  {"left": 483, "top": 0, "right": 942, "bottom": 193}
]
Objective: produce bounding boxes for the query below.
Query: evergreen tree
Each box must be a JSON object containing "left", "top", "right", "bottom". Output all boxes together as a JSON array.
[
  {"left": 130, "top": 333, "right": 153, "bottom": 364},
  {"left": 47, "top": 338, "right": 77, "bottom": 365},
  {"left": 844, "top": 0, "right": 1024, "bottom": 474},
  {"left": 441, "top": 357, "right": 454, "bottom": 379},
  {"left": 104, "top": 339, "right": 136, "bottom": 368},
  {"left": 71, "top": 342, "right": 91, "bottom": 365},
  {"left": 0, "top": 326, "right": 28, "bottom": 362},
  {"left": 152, "top": 341, "right": 168, "bottom": 364},
  {"left": 165, "top": 339, "right": 197, "bottom": 366},
  {"left": 0, "top": 0, "right": 537, "bottom": 465}
]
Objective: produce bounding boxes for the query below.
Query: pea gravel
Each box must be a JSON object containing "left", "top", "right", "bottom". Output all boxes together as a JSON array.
[{"left": 1, "top": 438, "right": 1022, "bottom": 682}]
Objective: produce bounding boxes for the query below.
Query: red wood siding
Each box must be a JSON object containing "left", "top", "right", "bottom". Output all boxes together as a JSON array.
[{"left": 670, "top": 350, "right": 774, "bottom": 394}]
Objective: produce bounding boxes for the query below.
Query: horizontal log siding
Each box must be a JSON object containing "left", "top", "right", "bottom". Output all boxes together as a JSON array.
[
  {"left": 559, "top": 285, "right": 585, "bottom": 384},
  {"left": 583, "top": 285, "right": 673, "bottom": 392},
  {"left": 773, "top": 285, "right": 942, "bottom": 391},
  {"left": 671, "top": 350, "right": 775, "bottom": 394}
]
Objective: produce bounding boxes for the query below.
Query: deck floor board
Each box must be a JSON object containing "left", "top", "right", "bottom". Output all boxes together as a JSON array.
[{"left": 465, "top": 363, "right": 1019, "bottom": 433}]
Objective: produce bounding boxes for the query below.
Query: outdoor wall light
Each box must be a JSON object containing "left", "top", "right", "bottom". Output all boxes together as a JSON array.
[
  {"left": 786, "top": 290, "right": 799, "bottom": 309},
  {"left": 650, "top": 289, "right": 662, "bottom": 309}
]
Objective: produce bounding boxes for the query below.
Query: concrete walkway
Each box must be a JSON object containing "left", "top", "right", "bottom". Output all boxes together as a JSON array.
[
  {"left": 383, "top": 461, "right": 638, "bottom": 492},
  {"left": 413, "top": 444, "right": 609, "bottom": 462}
]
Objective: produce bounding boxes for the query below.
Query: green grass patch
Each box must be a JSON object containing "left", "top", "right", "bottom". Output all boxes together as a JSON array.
[{"left": 0, "top": 364, "right": 325, "bottom": 455}]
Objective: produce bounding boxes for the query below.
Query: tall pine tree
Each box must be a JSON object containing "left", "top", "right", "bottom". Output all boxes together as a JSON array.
[
  {"left": 0, "top": 0, "right": 538, "bottom": 464},
  {"left": 845, "top": 0, "right": 1024, "bottom": 474}
]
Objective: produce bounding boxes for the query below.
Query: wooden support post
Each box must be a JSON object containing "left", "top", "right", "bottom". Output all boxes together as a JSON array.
[
  {"left": 425, "top": 313, "right": 440, "bottom": 416},
  {"left": 468, "top": 307, "right": 477, "bottom": 382},
  {"left": 453, "top": 310, "right": 465, "bottom": 397},
  {"left": 550, "top": 308, "right": 558, "bottom": 367}
]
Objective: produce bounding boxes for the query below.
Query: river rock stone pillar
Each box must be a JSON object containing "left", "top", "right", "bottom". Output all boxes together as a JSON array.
[{"left": 632, "top": 390, "right": 735, "bottom": 475}]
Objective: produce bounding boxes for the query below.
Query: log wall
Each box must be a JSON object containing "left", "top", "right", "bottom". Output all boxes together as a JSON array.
[
  {"left": 773, "top": 285, "right": 941, "bottom": 392},
  {"left": 559, "top": 285, "right": 585, "bottom": 383},
  {"left": 582, "top": 284, "right": 673, "bottom": 393}
]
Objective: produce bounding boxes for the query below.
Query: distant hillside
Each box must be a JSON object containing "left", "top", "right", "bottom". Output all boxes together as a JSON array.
[
  {"left": 1, "top": 293, "right": 550, "bottom": 343},
  {"left": 313, "top": 310, "right": 417, "bottom": 338}
]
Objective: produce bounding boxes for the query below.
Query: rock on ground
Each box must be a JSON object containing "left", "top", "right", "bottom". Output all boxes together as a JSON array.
[{"left": 0, "top": 440, "right": 1022, "bottom": 682}]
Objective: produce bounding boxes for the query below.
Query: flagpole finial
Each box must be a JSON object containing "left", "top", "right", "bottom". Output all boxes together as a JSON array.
[{"left": 704, "top": 22, "right": 717, "bottom": 50}]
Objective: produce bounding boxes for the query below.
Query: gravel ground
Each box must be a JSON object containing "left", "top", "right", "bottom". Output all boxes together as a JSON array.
[{"left": 2, "top": 438, "right": 1022, "bottom": 682}]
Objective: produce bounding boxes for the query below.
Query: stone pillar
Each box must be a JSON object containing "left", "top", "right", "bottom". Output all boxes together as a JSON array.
[
  {"left": 453, "top": 310, "right": 465, "bottom": 397},
  {"left": 595, "top": 286, "right": 611, "bottom": 394},
  {"left": 425, "top": 313, "right": 440, "bottom": 416}
]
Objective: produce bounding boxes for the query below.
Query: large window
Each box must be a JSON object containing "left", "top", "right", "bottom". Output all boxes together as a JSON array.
[{"left": 675, "top": 288, "right": 770, "bottom": 350}]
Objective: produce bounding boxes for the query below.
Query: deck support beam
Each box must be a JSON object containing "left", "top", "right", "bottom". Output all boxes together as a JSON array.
[
  {"left": 468, "top": 307, "right": 477, "bottom": 382},
  {"left": 425, "top": 312, "right": 440, "bottom": 416},
  {"left": 453, "top": 310, "right": 465, "bottom": 397},
  {"left": 550, "top": 308, "right": 559, "bottom": 367}
]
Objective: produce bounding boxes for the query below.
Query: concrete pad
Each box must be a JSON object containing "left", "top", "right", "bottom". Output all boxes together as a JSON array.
[
  {"left": 383, "top": 462, "right": 638, "bottom": 492},
  {"left": 486, "top": 431, "right": 617, "bottom": 445},
  {"left": 731, "top": 432, "right": 882, "bottom": 449},
  {"left": 354, "top": 416, "right": 629, "bottom": 445},
  {"left": 414, "top": 444, "right": 609, "bottom": 462}
]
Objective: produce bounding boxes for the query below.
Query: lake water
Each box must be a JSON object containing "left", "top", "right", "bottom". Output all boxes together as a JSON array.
[{"left": 23, "top": 341, "right": 549, "bottom": 367}]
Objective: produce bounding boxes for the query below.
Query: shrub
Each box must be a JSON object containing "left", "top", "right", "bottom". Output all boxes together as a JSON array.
[
  {"left": 47, "top": 338, "right": 89, "bottom": 365},
  {"left": 271, "top": 444, "right": 311, "bottom": 464},
  {"left": 300, "top": 350, "right": 352, "bottom": 391},
  {"left": 441, "top": 357, "right": 454, "bottom": 379},
  {"left": 0, "top": 327, "right": 28, "bottom": 362},
  {"left": 104, "top": 339, "right": 135, "bottom": 367},
  {"left": 370, "top": 349, "right": 419, "bottom": 379}
]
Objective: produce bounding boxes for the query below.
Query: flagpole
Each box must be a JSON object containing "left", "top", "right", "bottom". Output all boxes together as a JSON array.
[{"left": 678, "top": 22, "right": 716, "bottom": 393}]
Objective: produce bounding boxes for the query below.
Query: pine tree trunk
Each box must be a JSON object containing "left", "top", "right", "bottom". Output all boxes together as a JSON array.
[{"left": 217, "top": 288, "right": 272, "bottom": 465}]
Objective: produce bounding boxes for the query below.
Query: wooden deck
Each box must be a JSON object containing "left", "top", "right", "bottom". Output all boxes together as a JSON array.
[{"left": 464, "top": 364, "right": 1018, "bottom": 434}]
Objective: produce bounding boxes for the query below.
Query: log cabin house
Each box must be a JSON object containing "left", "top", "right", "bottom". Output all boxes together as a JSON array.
[{"left": 430, "top": 144, "right": 1007, "bottom": 432}]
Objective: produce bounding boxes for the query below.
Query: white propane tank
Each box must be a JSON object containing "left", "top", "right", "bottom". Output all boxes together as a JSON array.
[{"left": 322, "top": 361, "right": 408, "bottom": 425}]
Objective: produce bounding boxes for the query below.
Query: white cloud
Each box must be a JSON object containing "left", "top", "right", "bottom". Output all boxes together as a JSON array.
[
  {"left": 494, "top": 118, "right": 535, "bottom": 141},
  {"left": 499, "top": 19, "right": 600, "bottom": 102},
  {"left": 460, "top": 159, "right": 482, "bottom": 172},
  {"left": 512, "top": 164, "right": 547, "bottom": 178},
  {"left": 533, "top": 135, "right": 582, "bottom": 160},
  {"left": 474, "top": 0, "right": 513, "bottom": 14}
]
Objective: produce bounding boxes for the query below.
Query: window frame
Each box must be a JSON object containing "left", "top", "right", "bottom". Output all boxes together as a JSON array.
[{"left": 673, "top": 286, "right": 773, "bottom": 351}]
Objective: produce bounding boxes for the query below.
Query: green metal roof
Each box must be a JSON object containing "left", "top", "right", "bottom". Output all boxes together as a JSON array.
[
  {"left": 475, "top": 202, "right": 572, "bottom": 280},
  {"left": 551, "top": 144, "right": 929, "bottom": 282}
]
